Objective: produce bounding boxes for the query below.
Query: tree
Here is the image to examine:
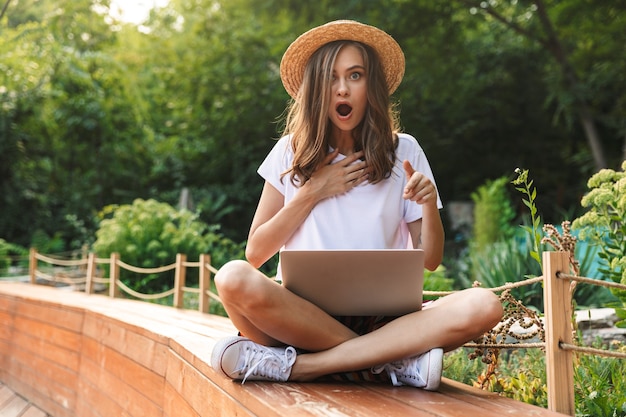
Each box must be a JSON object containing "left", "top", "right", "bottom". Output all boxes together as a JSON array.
[
  {"left": 455, "top": 0, "right": 626, "bottom": 170},
  {"left": 0, "top": 1, "right": 152, "bottom": 248}
]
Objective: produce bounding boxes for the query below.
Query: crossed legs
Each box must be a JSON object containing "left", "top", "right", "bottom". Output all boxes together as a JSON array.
[{"left": 214, "top": 259, "right": 503, "bottom": 382}]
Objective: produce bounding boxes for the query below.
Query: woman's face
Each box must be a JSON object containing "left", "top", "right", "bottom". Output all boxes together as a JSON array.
[{"left": 328, "top": 44, "right": 368, "bottom": 134}]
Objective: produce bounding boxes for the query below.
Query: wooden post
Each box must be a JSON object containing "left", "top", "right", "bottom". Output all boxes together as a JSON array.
[
  {"left": 198, "top": 254, "right": 211, "bottom": 314},
  {"left": 543, "top": 251, "right": 575, "bottom": 416},
  {"left": 29, "top": 248, "right": 37, "bottom": 285},
  {"left": 85, "top": 252, "right": 96, "bottom": 294},
  {"left": 173, "top": 254, "right": 186, "bottom": 308},
  {"left": 109, "top": 253, "right": 120, "bottom": 298}
]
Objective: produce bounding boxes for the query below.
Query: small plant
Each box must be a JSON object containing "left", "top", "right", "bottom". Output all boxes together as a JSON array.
[
  {"left": 573, "top": 337, "right": 626, "bottom": 417},
  {"left": 512, "top": 168, "right": 543, "bottom": 268},
  {"left": 572, "top": 161, "right": 626, "bottom": 327},
  {"left": 444, "top": 348, "right": 548, "bottom": 407},
  {"left": 470, "top": 176, "right": 516, "bottom": 251}
]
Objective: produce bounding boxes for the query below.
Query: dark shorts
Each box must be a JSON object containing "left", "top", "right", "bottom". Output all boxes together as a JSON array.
[{"left": 333, "top": 315, "right": 398, "bottom": 336}]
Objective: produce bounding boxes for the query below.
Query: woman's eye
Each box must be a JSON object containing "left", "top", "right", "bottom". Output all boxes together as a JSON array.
[{"left": 350, "top": 72, "right": 361, "bottom": 80}]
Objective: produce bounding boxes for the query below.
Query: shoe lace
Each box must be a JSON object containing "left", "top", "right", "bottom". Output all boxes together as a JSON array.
[
  {"left": 238, "top": 345, "right": 297, "bottom": 383},
  {"left": 372, "top": 357, "right": 425, "bottom": 387}
]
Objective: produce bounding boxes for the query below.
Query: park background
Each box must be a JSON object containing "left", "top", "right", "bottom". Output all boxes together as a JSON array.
[
  {"left": 1, "top": 0, "right": 624, "bottom": 255},
  {"left": 1, "top": 0, "right": 626, "bottom": 414}
]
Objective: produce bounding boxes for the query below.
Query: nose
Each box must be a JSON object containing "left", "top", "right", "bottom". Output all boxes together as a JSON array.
[{"left": 336, "top": 77, "right": 349, "bottom": 96}]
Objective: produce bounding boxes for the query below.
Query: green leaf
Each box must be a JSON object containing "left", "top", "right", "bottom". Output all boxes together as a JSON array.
[
  {"left": 531, "top": 251, "right": 541, "bottom": 265},
  {"left": 615, "top": 308, "right": 626, "bottom": 320}
]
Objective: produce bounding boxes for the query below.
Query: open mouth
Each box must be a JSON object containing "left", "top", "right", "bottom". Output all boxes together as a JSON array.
[{"left": 336, "top": 103, "right": 352, "bottom": 117}]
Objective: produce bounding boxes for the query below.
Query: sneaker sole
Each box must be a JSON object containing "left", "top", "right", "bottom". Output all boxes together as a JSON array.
[{"left": 424, "top": 348, "right": 443, "bottom": 391}]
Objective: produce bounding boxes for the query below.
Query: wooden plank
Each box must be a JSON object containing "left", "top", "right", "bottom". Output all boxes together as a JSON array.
[
  {"left": 82, "top": 313, "right": 169, "bottom": 376},
  {"left": 75, "top": 366, "right": 135, "bottom": 417},
  {"left": 15, "top": 299, "right": 84, "bottom": 333},
  {"left": 543, "top": 251, "right": 575, "bottom": 416},
  {"left": 163, "top": 382, "right": 201, "bottom": 417},
  {"left": 0, "top": 384, "right": 14, "bottom": 407},
  {"left": 79, "top": 337, "right": 165, "bottom": 413},
  {"left": 0, "top": 394, "right": 29, "bottom": 417},
  {"left": 12, "top": 331, "right": 81, "bottom": 373},
  {"left": 13, "top": 315, "right": 81, "bottom": 352},
  {"left": 0, "top": 383, "right": 49, "bottom": 417},
  {"left": 21, "top": 406, "right": 48, "bottom": 417},
  {"left": 2, "top": 361, "right": 74, "bottom": 417},
  {"left": 435, "top": 378, "right": 567, "bottom": 416}
]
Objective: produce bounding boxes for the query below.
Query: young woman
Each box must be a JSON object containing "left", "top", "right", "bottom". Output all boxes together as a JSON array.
[{"left": 211, "top": 20, "right": 503, "bottom": 390}]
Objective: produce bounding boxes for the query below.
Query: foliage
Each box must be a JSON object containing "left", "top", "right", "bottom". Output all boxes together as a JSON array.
[
  {"left": 447, "top": 341, "right": 626, "bottom": 415},
  {"left": 572, "top": 161, "right": 626, "bottom": 327},
  {"left": 512, "top": 168, "right": 543, "bottom": 267},
  {"left": 455, "top": 175, "right": 543, "bottom": 307},
  {"left": 573, "top": 338, "right": 626, "bottom": 417},
  {"left": 0, "top": 5, "right": 152, "bottom": 250},
  {"left": 93, "top": 199, "right": 244, "bottom": 293},
  {"left": 423, "top": 265, "right": 455, "bottom": 301},
  {"left": 0, "top": 239, "right": 28, "bottom": 275},
  {"left": 444, "top": 348, "right": 548, "bottom": 407},
  {"left": 1, "top": 0, "right": 625, "bottom": 250},
  {"left": 459, "top": 236, "right": 544, "bottom": 309},
  {"left": 470, "top": 176, "right": 516, "bottom": 251}
]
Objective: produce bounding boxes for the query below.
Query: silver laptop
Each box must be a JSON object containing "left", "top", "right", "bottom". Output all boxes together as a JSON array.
[{"left": 280, "top": 249, "right": 424, "bottom": 316}]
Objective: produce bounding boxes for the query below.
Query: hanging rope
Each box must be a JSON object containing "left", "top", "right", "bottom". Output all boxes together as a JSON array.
[
  {"left": 560, "top": 343, "right": 626, "bottom": 359},
  {"left": 559, "top": 272, "right": 626, "bottom": 291}
]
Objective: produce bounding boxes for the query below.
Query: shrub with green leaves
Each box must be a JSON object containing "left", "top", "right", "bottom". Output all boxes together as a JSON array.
[
  {"left": 0, "top": 239, "right": 28, "bottom": 275},
  {"left": 93, "top": 198, "right": 244, "bottom": 294},
  {"left": 572, "top": 161, "right": 626, "bottom": 327},
  {"left": 573, "top": 338, "right": 626, "bottom": 417},
  {"left": 470, "top": 176, "right": 517, "bottom": 252}
]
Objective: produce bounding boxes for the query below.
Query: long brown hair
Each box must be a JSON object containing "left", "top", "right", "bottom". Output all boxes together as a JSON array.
[{"left": 281, "top": 41, "right": 400, "bottom": 185}]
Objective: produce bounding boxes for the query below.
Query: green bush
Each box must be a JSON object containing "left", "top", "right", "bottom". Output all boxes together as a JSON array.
[
  {"left": 470, "top": 176, "right": 516, "bottom": 252},
  {"left": 93, "top": 198, "right": 244, "bottom": 294},
  {"left": 0, "top": 239, "right": 28, "bottom": 275}
]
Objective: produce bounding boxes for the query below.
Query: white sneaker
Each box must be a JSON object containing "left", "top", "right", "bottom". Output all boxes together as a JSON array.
[
  {"left": 372, "top": 348, "right": 443, "bottom": 391},
  {"left": 211, "top": 336, "right": 297, "bottom": 383}
]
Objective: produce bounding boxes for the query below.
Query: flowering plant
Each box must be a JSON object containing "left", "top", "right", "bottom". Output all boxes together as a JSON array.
[{"left": 572, "top": 161, "right": 626, "bottom": 326}]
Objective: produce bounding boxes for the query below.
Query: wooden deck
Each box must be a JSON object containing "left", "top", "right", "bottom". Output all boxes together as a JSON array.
[
  {"left": 0, "top": 282, "right": 569, "bottom": 417},
  {"left": 0, "top": 382, "right": 49, "bottom": 417}
]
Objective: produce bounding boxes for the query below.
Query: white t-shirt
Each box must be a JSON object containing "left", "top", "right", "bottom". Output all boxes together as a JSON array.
[{"left": 258, "top": 133, "right": 442, "bottom": 256}]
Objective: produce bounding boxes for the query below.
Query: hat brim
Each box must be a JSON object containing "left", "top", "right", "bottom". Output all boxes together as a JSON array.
[{"left": 280, "top": 20, "right": 405, "bottom": 98}]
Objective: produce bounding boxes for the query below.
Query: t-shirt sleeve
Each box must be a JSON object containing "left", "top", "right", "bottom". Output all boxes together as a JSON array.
[{"left": 257, "top": 136, "right": 293, "bottom": 195}]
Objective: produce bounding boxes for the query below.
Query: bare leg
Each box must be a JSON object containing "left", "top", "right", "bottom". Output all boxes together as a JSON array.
[
  {"left": 215, "top": 260, "right": 503, "bottom": 381},
  {"left": 290, "top": 288, "right": 503, "bottom": 380},
  {"left": 215, "top": 260, "right": 359, "bottom": 350}
]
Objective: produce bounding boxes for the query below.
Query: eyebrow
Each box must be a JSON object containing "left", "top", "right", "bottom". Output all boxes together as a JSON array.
[{"left": 333, "top": 65, "right": 366, "bottom": 73}]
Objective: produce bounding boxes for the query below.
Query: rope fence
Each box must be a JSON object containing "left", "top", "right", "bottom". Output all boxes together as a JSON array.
[
  {"left": 25, "top": 248, "right": 626, "bottom": 416},
  {"left": 28, "top": 249, "right": 218, "bottom": 313}
]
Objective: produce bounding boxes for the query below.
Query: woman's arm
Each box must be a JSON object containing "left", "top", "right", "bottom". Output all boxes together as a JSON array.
[{"left": 403, "top": 160, "right": 444, "bottom": 270}]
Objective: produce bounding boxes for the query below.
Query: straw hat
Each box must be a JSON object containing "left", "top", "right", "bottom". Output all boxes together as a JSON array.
[{"left": 280, "top": 20, "right": 405, "bottom": 98}]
